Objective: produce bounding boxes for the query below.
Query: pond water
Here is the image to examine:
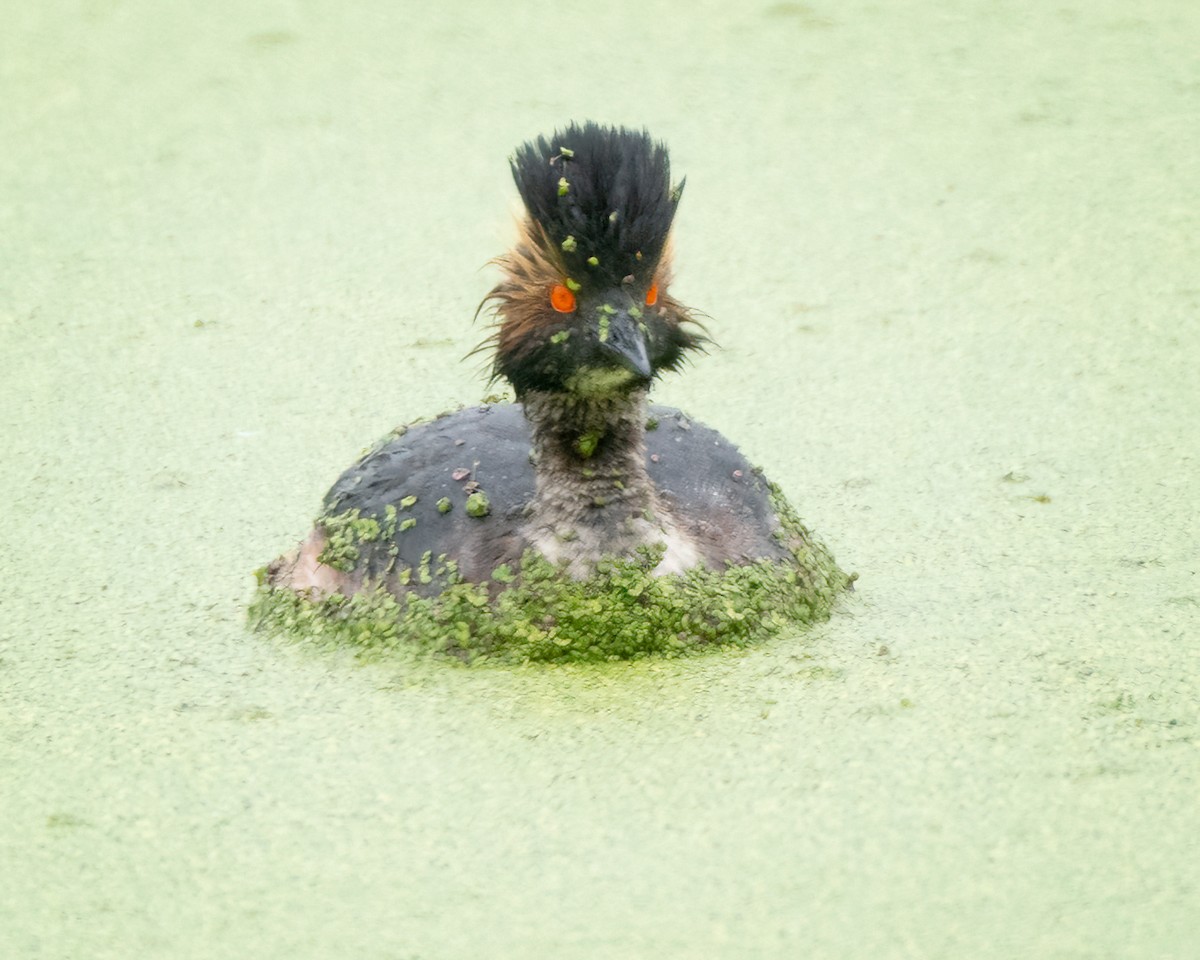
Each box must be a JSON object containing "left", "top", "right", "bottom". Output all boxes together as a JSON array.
[{"left": 3, "top": 1, "right": 1197, "bottom": 957}]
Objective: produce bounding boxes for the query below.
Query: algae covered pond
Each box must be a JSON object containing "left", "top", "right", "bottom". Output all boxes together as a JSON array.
[{"left": 2, "top": 1, "right": 1197, "bottom": 957}]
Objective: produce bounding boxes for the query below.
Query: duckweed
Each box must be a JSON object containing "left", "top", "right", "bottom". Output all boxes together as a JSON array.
[
  {"left": 465, "top": 492, "right": 491, "bottom": 517},
  {"left": 316, "top": 509, "right": 382, "bottom": 572},
  {"left": 576, "top": 430, "right": 601, "bottom": 458},
  {"left": 250, "top": 489, "right": 851, "bottom": 665}
]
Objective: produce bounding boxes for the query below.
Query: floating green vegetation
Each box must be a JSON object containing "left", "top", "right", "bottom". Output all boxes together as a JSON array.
[
  {"left": 465, "top": 492, "right": 491, "bottom": 517},
  {"left": 250, "top": 490, "right": 851, "bottom": 665},
  {"left": 575, "top": 430, "right": 601, "bottom": 458},
  {"left": 316, "top": 508, "right": 390, "bottom": 572}
]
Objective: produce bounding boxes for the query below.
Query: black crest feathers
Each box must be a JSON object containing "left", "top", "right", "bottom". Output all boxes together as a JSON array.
[{"left": 510, "top": 122, "right": 684, "bottom": 287}]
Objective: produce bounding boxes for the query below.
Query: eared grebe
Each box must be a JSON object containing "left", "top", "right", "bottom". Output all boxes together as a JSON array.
[{"left": 259, "top": 122, "right": 848, "bottom": 660}]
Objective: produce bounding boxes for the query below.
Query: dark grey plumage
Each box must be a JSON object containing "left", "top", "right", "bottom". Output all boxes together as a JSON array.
[{"left": 510, "top": 121, "right": 683, "bottom": 287}]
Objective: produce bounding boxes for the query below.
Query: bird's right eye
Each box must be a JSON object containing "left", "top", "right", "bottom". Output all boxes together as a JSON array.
[{"left": 550, "top": 284, "right": 577, "bottom": 313}]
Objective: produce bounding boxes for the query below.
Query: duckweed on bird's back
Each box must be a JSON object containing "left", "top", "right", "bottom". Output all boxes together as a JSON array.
[{"left": 250, "top": 489, "right": 850, "bottom": 664}]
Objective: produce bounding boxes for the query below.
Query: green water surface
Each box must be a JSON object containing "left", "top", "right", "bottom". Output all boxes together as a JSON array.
[{"left": 2, "top": 2, "right": 1197, "bottom": 957}]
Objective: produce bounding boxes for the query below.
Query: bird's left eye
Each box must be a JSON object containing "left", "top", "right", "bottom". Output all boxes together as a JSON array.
[
  {"left": 550, "top": 284, "right": 576, "bottom": 312},
  {"left": 645, "top": 283, "right": 659, "bottom": 306}
]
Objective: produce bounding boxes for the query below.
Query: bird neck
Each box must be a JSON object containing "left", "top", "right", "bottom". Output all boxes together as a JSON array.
[
  {"left": 519, "top": 388, "right": 677, "bottom": 571},
  {"left": 521, "top": 388, "right": 656, "bottom": 514},
  {"left": 518, "top": 388, "right": 707, "bottom": 577}
]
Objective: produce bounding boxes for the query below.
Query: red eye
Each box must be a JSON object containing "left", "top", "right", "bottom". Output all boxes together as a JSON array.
[
  {"left": 550, "top": 283, "right": 576, "bottom": 312},
  {"left": 645, "top": 282, "right": 659, "bottom": 306}
]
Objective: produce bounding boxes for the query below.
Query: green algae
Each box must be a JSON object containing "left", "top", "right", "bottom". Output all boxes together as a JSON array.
[
  {"left": 249, "top": 489, "right": 850, "bottom": 665},
  {"left": 465, "top": 491, "right": 491, "bottom": 517},
  {"left": 316, "top": 509, "right": 385, "bottom": 572},
  {"left": 576, "top": 430, "right": 601, "bottom": 458}
]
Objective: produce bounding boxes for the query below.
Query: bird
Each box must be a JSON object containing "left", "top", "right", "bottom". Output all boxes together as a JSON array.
[{"left": 261, "top": 122, "right": 846, "bottom": 656}]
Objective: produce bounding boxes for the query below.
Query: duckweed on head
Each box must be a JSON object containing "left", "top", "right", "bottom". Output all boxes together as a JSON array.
[{"left": 250, "top": 490, "right": 851, "bottom": 665}]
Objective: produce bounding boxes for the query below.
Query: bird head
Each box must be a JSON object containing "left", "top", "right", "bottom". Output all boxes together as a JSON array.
[{"left": 482, "top": 122, "right": 706, "bottom": 398}]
